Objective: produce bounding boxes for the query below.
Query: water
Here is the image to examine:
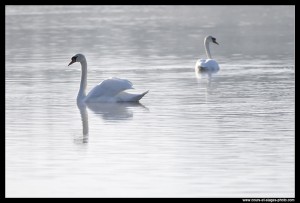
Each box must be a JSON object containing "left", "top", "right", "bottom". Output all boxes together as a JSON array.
[{"left": 5, "top": 6, "right": 295, "bottom": 197}]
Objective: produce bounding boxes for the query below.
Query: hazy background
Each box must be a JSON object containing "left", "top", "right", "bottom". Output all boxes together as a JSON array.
[{"left": 6, "top": 6, "right": 294, "bottom": 197}]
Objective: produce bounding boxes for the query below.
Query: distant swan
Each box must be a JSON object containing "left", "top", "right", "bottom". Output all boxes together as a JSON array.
[
  {"left": 68, "top": 53, "right": 148, "bottom": 103},
  {"left": 195, "top": 35, "right": 220, "bottom": 71}
]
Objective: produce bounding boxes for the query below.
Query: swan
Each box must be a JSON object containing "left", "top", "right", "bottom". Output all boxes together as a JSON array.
[
  {"left": 68, "top": 53, "right": 149, "bottom": 103},
  {"left": 195, "top": 35, "right": 220, "bottom": 71}
]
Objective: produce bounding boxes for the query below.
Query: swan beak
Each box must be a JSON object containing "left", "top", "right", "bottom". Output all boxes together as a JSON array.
[
  {"left": 212, "top": 37, "right": 219, "bottom": 45},
  {"left": 68, "top": 60, "right": 76, "bottom": 66}
]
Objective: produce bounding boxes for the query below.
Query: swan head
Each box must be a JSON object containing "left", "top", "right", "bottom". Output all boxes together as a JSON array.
[
  {"left": 205, "top": 35, "right": 219, "bottom": 45},
  {"left": 68, "top": 53, "right": 86, "bottom": 66}
]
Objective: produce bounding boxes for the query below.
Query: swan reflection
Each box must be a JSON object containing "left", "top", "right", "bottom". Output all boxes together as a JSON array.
[
  {"left": 75, "top": 102, "right": 89, "bottom": 143},
  {"left": 195, "top": 69, "right": 219, "bottom": 102},
  {"left": 75, "top": 101, "right": 148, "bottom": 143},
  {"left": 86, "top": 102, "right": 148, "bottom": 121},
  {"left": 195, "top": 68, "right": 219, "bottom": 85}
]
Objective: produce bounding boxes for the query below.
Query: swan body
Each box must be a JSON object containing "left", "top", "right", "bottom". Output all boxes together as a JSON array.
[
  {"left": 68, "top": 54, "right": 148, "bottom": 103},
  {"left": 195, "top": 35, "right": 220, "bottom": 71}
]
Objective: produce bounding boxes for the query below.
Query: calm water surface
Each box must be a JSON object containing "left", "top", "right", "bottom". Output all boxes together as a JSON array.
[{"left": 5, "top": 6, "right": 295, "bottom": 197}]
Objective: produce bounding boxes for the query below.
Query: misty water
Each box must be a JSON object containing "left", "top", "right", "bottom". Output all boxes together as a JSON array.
[{"left": 5, "top": 6, "right": 294, "bottom": 197}]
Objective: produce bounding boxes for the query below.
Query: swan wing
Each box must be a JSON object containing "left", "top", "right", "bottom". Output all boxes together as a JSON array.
[
  {"left": 196, "top": 59, "right": 219, "bottom": 71},
  {"left": 195, "top": 59, "right": 207, "bottom": 68},
  {"left": 86, "top": 77, "right": 133, "bottom": 99}
]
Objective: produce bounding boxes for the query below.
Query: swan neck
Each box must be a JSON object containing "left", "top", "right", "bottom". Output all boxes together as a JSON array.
[
  {"left": 204, "top": 39, "right": 212, "bottom": 59},
  {"left": 78, "top": 60, "right": 87, "bottom": 100}
]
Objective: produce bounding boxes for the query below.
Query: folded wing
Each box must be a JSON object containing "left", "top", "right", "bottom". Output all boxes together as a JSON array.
[{"left": 86, "top": 77, "right": 133, "bottom": 100}]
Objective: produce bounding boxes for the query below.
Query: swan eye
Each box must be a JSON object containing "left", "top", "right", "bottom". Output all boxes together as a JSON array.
[
  {"left": 71, "top": 56, "right": 77, "bottom": 62},
  {"left": 212, "top": 37, "right": 216, "bottom": 41}
]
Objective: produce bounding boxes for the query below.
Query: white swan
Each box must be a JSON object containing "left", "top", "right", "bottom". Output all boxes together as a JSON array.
[
  {"left": 195, "top": 35, "right": 220, "bottom": 71},
  {"left": 68, "top": 53, "right": 148, "bottom": 103}
]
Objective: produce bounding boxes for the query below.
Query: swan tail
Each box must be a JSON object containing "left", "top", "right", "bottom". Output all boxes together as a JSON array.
[
  {"left": 117, "top": 90, "right": 149, "bottom": 102},
  {"left": 134, "top": 90, "right": 149, "bottom": 101}
]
